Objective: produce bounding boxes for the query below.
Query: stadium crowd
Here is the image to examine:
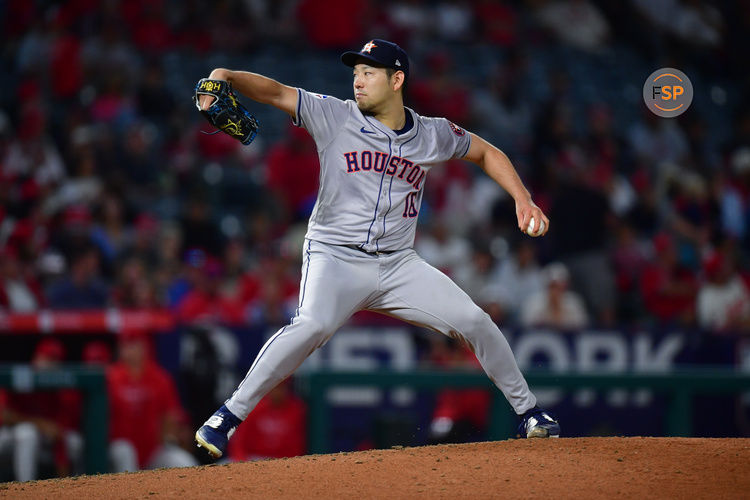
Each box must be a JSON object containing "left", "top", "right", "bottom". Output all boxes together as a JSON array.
[
  {"left": 1, "top": 0, "right": 749, "bottom": 331},
  {"left": 1, "top": 0, "right": 749, "bottom": 480}
]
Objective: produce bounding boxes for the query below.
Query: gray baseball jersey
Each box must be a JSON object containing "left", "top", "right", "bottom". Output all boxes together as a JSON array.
[
  {"left": 293, "top": 88, "right": 470, "bottom": 252},
  {"left": 223, "top": 89, "right": 537, "bottom": 424}
]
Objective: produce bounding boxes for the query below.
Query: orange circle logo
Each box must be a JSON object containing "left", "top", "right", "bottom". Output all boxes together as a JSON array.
[{"left": 643, "top": 68, "right": 693, "bottom": 118}]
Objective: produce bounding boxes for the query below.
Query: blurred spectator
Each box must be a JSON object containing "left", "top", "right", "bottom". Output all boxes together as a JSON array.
[
  {"left": 719, "top": 148, "right": 750, "bottom": 241},
  {"left": 296, "top": 0, "right": 371, "bottom": 49},
  {"left": 116, "top": 122, "right": 161, "bottom": 188},
  {"left": 246, "top": 254, "right": 300, "bottom": 327},
  {"left": 0, "top": 339, "right": 83, "bottom": 481},
  {"left": 167, "top": 248, "right": 207, "bottom": 308},
  {"left": 90, "top": 195, "right": 131, "bottom": 270},
  {"left": 82, "top": 340, "right": 113, "bottom": 366},
  {"left": 208, "top": 1, "right": 255, "bottom": 52},
  {"left": 453, "top": 241, "right": 499, "bottom": 311},
  {"left": 625, "top": 170, "right": 661, "bottom": 238},
  {"left": 43, "top": 140, "right": 102, "bottom": 217},
  {"left": 492, "top": 239, "right": 544, "bottom": 323},
  {"left": 520, "top": 262, "right": 589, "bottom": 330},
  {"left": 697, "top": 251, "right": 750, "bottom": 332},
  {"left": 244, "top": 0, "right": 299, "bottom": 43},
  {"left": 175, "top": 239, "right": 267, "bottom": 325},
  {"left": 265, "top": 125, "right": 320, "bottom": 221},
  {"left": 386, "top": 0, "right": 431, "bottom": 44},
  {"left": 584, "top": 103, "right": 635, "bottom": 217},
  {"left": 535, "top": 0, "right": 611, "bottom": 53},
  {"left": 107, "top": 333, "right": 197, "bottom": 472},
  {"left": 684, "top": 114, "right": 721, "bottom": 173},
  {"left": 410, "top": 52, "right": 471, "bottom": 125},
  {"left": 179, "top": 324, "right": 240, "bottom": 445},
  {"left": 1, "top": 205, "right": 49, "bottom": 265},
  {"left": 173, "top": 241, "right": 294, "bottom": 326},
  {"left": 179, "top": 196, "right": 223, "bottom": 257},
  {"left": 126, "top": 213, "right": 161, "bottom": 268},
  {"left": 46, "top": 244, "right": 108, "bottom": 310},
  {"left": 627, "top": 111, "right": 689, "bottom": 169},
  {"left": 667, "top": 171, "right": 712, "bottom": 262},
  {"left": 631, "top": 0, "right": 723, "bottom": 48},
  {"left": 111, "top": 256, "right": 159, "bottom": 309},
  {"left": 426, "top": 338, "right": 490, "bottom": 444},
  {"left": 433, "top": 0, "right": 475, "bottom": 42},
  {"left": 136, "top": 61, "right": 174, "bottom": 122},
  {"left": 532, "top": 68, "right": 574, "bottom": 153},
  {"left": 153, "top": 223, "right": 184, "bottom": 304},
  {"left": 414, "top": 217, "right": 472, "bottom": 278},
  {"left": 90, "top": 73, "right": 137, "bottom": 128},
  {"left": 0, "top": 246, "right": 45, "bottom": 312},
  {"left": 174, "top": 253, "right": 244, "bottom": 325},
  {"left": 471, "top": 53, "right": 532, "bottom": 159},
  {"left": 193, "top": 119, "right": 243, "bottom": 161},
  {"left": 422, "top": 159, "right": 474, "bottom": 222},
  {"left": 130, "top": 1, "right": 174, "bottom": 54},
  {"left": 228, "top": 380, "right": 307, "bottom": 461},
  {"left": 549, "top": 175, "right": 615, "bottom": 325},
  {"left": 80, "top": 17, "right": 140, "bottom": 85},
  {"left": 473, "top": 0, "right": 519, "bottom": 46},
  {"left": 610, "top": 219, "right": 650, "bottom": 323},
  {"left": 218, "top": 239, "right": 261, "bottom": 309},
  {"left": 48, "top": 18, "right": 83, "bottom": 99},
  {"left": 2, "top": 102, "right": 66, "bottom": 189},
  {"left": 639, "top": 233, "right": 699, "bottom": 326},
  {"left": 48, "top": 204, "right": 95, "bottom": 263}
]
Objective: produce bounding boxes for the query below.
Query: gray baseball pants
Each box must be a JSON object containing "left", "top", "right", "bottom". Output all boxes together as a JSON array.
[{"left": 225, "top": 239, "right": 537, "bottom": 419}]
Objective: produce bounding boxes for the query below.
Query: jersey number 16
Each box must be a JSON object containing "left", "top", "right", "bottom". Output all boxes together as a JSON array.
[{"left": 403, "top": 191, "right": 419, "bottom": 218}]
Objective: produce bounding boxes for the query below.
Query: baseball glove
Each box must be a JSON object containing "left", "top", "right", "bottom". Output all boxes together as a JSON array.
[{"left": 194, "top": 78, "right": 259, "bottom": 145}]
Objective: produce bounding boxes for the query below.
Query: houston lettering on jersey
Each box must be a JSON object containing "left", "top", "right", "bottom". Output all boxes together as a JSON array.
[{"left": 343, "top": 151, "right": 426, "bottom": 190}]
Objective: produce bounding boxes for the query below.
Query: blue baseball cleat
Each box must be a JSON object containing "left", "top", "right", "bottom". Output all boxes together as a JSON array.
[
  {"left": 195, "top": 405, "right": 242, "bottom": 458},
  {"left": 517, "top": 406, "right": 561, "bottom": 438}
]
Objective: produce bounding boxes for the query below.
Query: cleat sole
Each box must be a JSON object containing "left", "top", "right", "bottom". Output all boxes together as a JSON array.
[
  {"left": 195, "top": 430, "right": 223, "bottom": 459},
  {"left": 527, "top": 427, "right": 560, "bottom": 439},
  {"left": 527, "top": 427, "right": 549, "bottom": 438}
]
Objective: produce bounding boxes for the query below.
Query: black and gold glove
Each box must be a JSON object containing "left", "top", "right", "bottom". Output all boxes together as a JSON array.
[{"left": 194, "top": 78, "right": 259, "bottom": 145}]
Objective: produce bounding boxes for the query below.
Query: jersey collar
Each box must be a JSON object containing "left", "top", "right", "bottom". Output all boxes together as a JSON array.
[{"left": 358, "top": 106, "right": 419, "bottom": 143}]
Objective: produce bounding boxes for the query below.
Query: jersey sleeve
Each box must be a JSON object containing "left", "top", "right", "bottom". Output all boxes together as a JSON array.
[
  {"left": 292, "top": 88, "right": 351, "bottom": 150},
  {"left": 434, "top": 118, "right": 472, "bottom": 160}
]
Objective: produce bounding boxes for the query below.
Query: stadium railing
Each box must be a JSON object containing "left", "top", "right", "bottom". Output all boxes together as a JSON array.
[{"left": 300, "top": 369, "right": 750, "bottom": 454}]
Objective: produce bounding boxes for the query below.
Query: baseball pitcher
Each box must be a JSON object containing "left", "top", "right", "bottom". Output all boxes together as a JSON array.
[{"left": 194, "top": 39, "right": 560, "bottom": 459}]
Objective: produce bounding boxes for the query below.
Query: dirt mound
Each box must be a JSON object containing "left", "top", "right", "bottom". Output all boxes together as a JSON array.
[{"left": 2, "top": 437, "right": 748, "bottom": 499}]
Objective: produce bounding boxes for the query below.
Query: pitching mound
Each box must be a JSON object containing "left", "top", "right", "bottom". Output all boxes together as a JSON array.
[{"left": 2, "top": 437, "right": 748, "bottom": 499}]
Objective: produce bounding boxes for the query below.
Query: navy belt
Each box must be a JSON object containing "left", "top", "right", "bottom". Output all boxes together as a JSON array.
[{"left": 347, "top": 245, "right": 396, "bottom": 256}]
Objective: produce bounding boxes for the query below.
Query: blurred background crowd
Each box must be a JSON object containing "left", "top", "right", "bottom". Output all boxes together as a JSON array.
[
  {"left": 1, "top": 0, "right": 749, "bottom": 481},
  {"left": 2, "top": 0, "right": 749, "bottom": 331}
]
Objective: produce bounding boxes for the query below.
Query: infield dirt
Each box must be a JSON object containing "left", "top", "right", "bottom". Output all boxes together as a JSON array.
[{"left": 2, "top": 437, "right": 748, "bottom": 499}]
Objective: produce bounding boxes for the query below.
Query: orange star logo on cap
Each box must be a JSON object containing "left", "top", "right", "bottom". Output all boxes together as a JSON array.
[{"left": 361, "top": 41, "right": 377, "bottom": 53}]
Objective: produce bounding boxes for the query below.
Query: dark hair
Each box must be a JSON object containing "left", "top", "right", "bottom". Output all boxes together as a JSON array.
[{"left": 385, "top": 67, "right": 409, "bottom": 101}]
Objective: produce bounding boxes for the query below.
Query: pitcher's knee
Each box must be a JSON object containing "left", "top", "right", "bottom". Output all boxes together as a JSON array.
[
  {"left": 456, "top": 307, "right": 496, "bottom": 339},
  {"left": 296, "top": 315, "right": 336, "bottom": 348}
]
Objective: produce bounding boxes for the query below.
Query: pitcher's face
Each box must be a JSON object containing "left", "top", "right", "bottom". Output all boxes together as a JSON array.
[{"left": 352, "top": 64, "right": 393, "bottom": 114}]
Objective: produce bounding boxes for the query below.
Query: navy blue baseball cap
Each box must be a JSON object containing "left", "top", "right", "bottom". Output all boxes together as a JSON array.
[{"left": 341, "top": 39, "right": 410, "bottom": 80}]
